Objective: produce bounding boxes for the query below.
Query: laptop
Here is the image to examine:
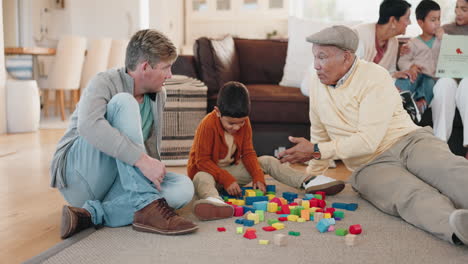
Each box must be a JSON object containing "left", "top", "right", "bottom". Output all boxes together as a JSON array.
[{"left": 435, "top": 34, "right": 468, "bottom": 79}]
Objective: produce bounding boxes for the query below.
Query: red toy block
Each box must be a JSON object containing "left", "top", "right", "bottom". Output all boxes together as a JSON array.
[
  {"left": 309, "top": 199, "right": 319, "bottom": 207},
  {"left": 315, "top": 191, "right": 326, "bottom": 200},
  {"left": 281, "top": 205, "right": 290, "bottom": 214},
  {"left": 244, "top": 230, "right": 257, "bottom": 239},
  {"left": 315, "top": 208, "right": 324, "bottom": 213},
  {"left": 262, "top": 226, "right": 276, "bottom": 232},
  {"left": 349, "top": 224, "right": 362, "bottom": 235},
  {"left": 270, "top": 197, "right": 283, "bottom": 205},
  {"left": 289, "top": 202, "right": 298, "bottom": 206},
  {"left": 234, "top": 206, "right": 244, "bottom": 217},
  {"left": 217, "top": 227, "right": 226, "bottom": 232},
  {"left": 226, "top": 202, "right": 233, "bottom": 205},
  {"left": 325, "top": 208, "right": 336, "bottom": 214},
  {"left": 278, "top": 217, "right": 288, "bottom": 222}
]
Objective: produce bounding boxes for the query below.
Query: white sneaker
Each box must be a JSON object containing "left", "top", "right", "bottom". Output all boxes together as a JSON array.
[
  {"left": 449, "top": 209, "right": 468, "bottom": 245},
  {"left": 302, "top": 175, "right": 345, "bottom": 195},
  {"left": 193, "top": 197, "right": 234, "bottom": 221},
  {"left": 329, "top": 160, "right": 337, "bottom": 168}
]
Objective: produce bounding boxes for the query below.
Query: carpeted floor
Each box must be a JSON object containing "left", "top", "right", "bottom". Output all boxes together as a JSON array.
[{"left": 26, "top": 179, "right": 468, "bottom": 264}]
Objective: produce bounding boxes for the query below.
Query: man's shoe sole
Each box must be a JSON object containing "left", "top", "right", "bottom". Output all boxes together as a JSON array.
[
  {"left": 132, "top": 223, "right": 198, "bottom": 235},
  {"left": 449, "top": 210, "right": 468, "bottom": 245},
  {"left": 305, "top": 181, "right": 345, "bottom": 195},
  {"left": 193, "top": 202, "right": 234, "bottom": 221},
  {"left": 61, "top": 205, "right": 76, "bottom": 239}
]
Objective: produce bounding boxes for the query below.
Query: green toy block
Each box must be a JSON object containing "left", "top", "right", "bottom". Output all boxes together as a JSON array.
[
  {"left": 236, "top": 227, "right": 243, "bottom": 234},
  {"left": 288, "top": 231, "right": 301, "bottom": 236},
  {"left": 268, "top": 219, "right": 279, "bottom": 225},
  {"left": 255, "top": 189, "right": 264, "bottom": 196},
  {"left": 256, "top": 210, "right": 265, "bottom": 221},
  {"left": 335, "top": 228, "right": 348, "bottom": 236},
  {"left": 266, "top": 191, "right": 276, "bottom": 195},
  {"left": 314, "top": 194, "right": 323, "bottom": 200},
  {"left": 223, "top": 196, "right": 229, "bottom": 202},
  {"left": 333, "top": 211, "right": 345, "bottom": 218}
]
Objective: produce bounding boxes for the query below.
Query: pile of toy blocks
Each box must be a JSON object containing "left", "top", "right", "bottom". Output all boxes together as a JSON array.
[{"left": 218, "top": 185, "right": 363, "bottom": 246}]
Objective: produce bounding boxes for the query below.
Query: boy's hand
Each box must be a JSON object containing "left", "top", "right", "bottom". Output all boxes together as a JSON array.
[
  {"left": 226, "top": 182, "right": 242, "bottom": 197},
  {"left": 399, "top": 44, "right": 411, "bottom": 56},
  {"left": 436, "top": 27, "right": 445, "bottom": 40},
  {"left": 253, "top": 181, "right": 266, "bottom": 193},
  {"left": 407, "top": 64, "right": 422, "bottom": 82}
]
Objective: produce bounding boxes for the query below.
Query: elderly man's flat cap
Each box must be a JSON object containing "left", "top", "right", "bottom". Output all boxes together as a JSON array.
[{"left": 306, "top": 25, "right": 359, "bottom": 52}]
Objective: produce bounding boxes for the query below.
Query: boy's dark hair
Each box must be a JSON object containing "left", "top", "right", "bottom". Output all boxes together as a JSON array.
[
  {"left": 416, "top": 0, "right": 440, "bottom": 21},
  {"left": 216, "top": 81, "right": 251, "bottom": 118},
  {"left": 377, "top": 0, "right": 412, "bottom": 25}
]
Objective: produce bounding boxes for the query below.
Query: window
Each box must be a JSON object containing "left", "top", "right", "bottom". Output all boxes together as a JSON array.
[
  {"left": 269, "top": 0, "right": 283, "bottom": 9},
  {"left": 216, "top": 0, "right": 230, "bottom": 11},
  {"left": 243, "top": 0, "right": 258, "bottom": 10},
  {"left": 192, "top": 0, "right": 208, "bottom": 11}
]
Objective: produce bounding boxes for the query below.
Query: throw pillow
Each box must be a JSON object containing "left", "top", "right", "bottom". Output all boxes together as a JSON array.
[{"left": 210, "top": 35, "right": 240, "bottom": 90}]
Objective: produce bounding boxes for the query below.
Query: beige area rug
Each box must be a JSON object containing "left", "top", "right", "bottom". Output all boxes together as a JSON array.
[{"left": 26, "top": 179, "right": 468, "bottom": 264}]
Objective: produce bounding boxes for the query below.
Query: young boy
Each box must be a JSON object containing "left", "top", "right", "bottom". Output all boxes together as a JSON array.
[
  {"left": 396, "top": 0, "right": 443, "bottom": 122},
  {"left": 187, "top": 81, "right": 345, "bottom": 221}
]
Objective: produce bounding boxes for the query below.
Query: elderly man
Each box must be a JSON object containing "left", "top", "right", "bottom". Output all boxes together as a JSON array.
[{"left": 279, "top": 25, "right": 468, "bottom": 246}]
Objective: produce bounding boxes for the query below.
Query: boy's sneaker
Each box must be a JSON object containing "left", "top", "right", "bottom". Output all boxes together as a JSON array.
[
  {"left": 400, "top": 90, "right": 421, "bottom": 123},
  {"left": 61, "top": 205, "right": 93, "bottom": 239},
  {"left": 302, "top": 175, "right": 345, "bottom": 195},
  {"left": 133, "top": 198, "right": 198, "bottom": 235},
  {"left": 449, "top": 209, "right": 468, "bottom": 245},
  {"left": 193, "top": 197, "right": 234, "bottom": 221}
]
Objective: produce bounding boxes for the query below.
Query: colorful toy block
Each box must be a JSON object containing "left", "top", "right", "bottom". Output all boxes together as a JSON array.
[
  {"left": 254, "top": 189, "right": 264, "bottom": 196},
  {"left": 300, "top": 210, "right": 310, "bottom": 221},
  {"left": 253, "top": 201, "right": 268, "bottom": 211},
  {"left": 316, "top": 219, "right": 331, "bottom": 233},
  {"left": 315, "top": 191, "right": 326, "bottom": 200},
  {"left": 301, "top": 201, "right": 310, "bottom": 209},
  {"left": 268, "top": 219, "right": 279, "bottom": 225},
  {"left": 333, "top": 211, "right": 345, "bottom": 219},
  {"left": 314, "top": 194, "right": 323, "bottom": 200},
  {"left": 335, "top": 228, "right": 348, "bottom": 236},
  {"left": 324, "top": 213, "right": 332, "bottom": 219},
  {"left": 294, "top": 198, "right": 303, "bottom": 205},
  {"left": 279, "top": 198, "right": 288, "bottom": 205},
  {"left": 304, "top": 193, "right": 314, "bottom": 200},
  {"left": 235, "top": 219, "right": 245, "bottom": 225},
  {"left": 281, "top": 205, "right": 290, "bottom": 214},
  {"left": 259, "top": 240, "right": 269, "bottom": 245},
  {"left": 346, "top": 203, "right": 358, "bottom": 211},
  {"left": 236, "top": 227, "right": 243, "bottom": 234},
  {"left": 243, "top": 219, "right": 255, "bottom": 227},
  {"left": 245, "top": 196, "right": 268, "bottom": 205},
  {"left": 314, "top": 212, "right": 323, "bottom": 223},
  {"left": 274, "top": 234, "right": 287, "bottom": 246},
  {"left": 345, "top": 234, "right": 357, "bottom": 246},
  {"left": 243, "top": 230, "right": 257, "bottom": 239},
  {"left": 267, "top": 202, "right": 278, "bottom": 213},
  {"left": 287, "top": 215, "right": 299, "bottom": 222},
  {"left": 266, "top": 185, "right": 276, "bottom": 193},
  {"left": 233, "top": 199, "right": 245, "bottom": 206},
  {"left": 245, "top": 189, "right": 257, "bottom": 197},
  {"left": 282, "top": 192, "right": 298, "bottom": 202},
  {"left": 242, "top": 206, "right": 255, "bottom": 214},
  {"left": 269, "top": 197, "right": 282, "bottom": 205},
  {"left": 266, "top": 194, "right": 275, "bottom": 201},
  {"left": 288, "top": 231, "right": 301, "bottom": 236},
  {"left": 332, "top": 202, "right": 358, "bottom": 211},
  {"left": 246, "top": 228, "right": 256, "bottom": 232},
  {"left": 234, "top": 206, "right": 244, "bottom": 217},
  {"left": 349, "top": 224, "right": 362, "bottom": 235},
  {"left": 262, "top": 226, "right": 276, "bottom": 232},
  {"left": 278, "top": 217, "right": 288, "bottom": 222},
  {"left": 297, "top": 218, "right": 306, "bottom": 223},
  {"left": 328, "top": 225, "right": 335, "bottom": 232},
  {"left": 247, "top": 213, "right": 259, "bottom": 224},
  {"left": 272, "top": 222, "right": 285, "bottom": 230},
  {"left": 255, "top": 210, "right": 265, "bottom": 222},
  {"left": 217, "top": 227, "right": 226, "bottom": 232}
]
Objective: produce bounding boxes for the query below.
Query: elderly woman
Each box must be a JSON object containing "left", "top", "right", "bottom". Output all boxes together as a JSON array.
[{"left": 354, "top": 0, "right": 412, "bottom": 79}]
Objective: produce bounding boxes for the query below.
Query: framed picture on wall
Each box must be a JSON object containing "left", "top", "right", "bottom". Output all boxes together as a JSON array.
[{"left": 55, "top": 0, "right": 65, "bottom": 9}]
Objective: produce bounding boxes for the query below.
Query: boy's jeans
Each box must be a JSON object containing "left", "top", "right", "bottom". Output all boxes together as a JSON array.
[
  {"left": 60, "top": 93, "right": 194, "bottom": 227},
  {"left": 193, "top": 155, "right": 308, "bottom": 200}
]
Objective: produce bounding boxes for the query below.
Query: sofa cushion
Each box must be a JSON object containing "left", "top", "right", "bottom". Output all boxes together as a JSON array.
[
  {"left": 234, "top": 38, "right": 288, "bottom": 85},
  {"left": 246, "top": 84, "right": 309, "bottom": 124}
]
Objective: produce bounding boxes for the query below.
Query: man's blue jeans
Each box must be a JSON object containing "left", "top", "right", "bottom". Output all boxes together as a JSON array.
[{"left": 60, "top": 93, "right": 194, "bottom": 227}]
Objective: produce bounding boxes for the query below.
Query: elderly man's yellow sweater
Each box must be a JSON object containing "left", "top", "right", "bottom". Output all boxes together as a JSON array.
[{"left": 307, "top": 59, "right": 419, "bottom": 175}]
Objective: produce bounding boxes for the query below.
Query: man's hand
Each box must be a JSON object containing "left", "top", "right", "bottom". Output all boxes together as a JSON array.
[
  {"left": 278, "top": 136, "right": 315, "bottom": 164},
  {"left": 226, "top": 182, "right": 242, "bottom": 197},
  {"left": 134, "top": 153, "right": 167, "bottom": 191},
  {"left": 253, "top": 181, "right": 266, "bottom": 193},
  {"left": 436, "top": 27, "right": 445, "bottom": 40}
]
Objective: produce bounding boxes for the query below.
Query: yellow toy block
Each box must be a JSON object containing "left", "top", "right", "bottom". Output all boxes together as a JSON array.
[
  {"left": 324, "top": 213, "right": 332, "bottom": 219},
  {"left": 301, "top": 210, "right": 310, "bottom": 221},
  {"left": 266, "top": 194, "right": 275, "bottom": 201},
  {"left": 267, "top": 202, "right": 278, "bottom": 213},
  {"left": 287, "top": 215, "right": 299, "bottom": 222},
  {"left": 297, "top": 217, "right": 306, "bottom": 223},
  {"left": 301, "top": 201, "right": 310, "bottom": 209},
  {"left": 259, "top": 240, "right": 269, "bottom": 245},
  {"left": 272, "top": 222, "right": 285, "bottom": 230},
  {"left": 228, "top": 198, "right": 236, "bottom": 203},
  {"left": 247, "top": 213, "right": 260, "bottom": 224},
  {"left": 309, "top": 207, "right": 320, "bottom": 212},
  {"left": 236, "top": 227, "right": 243, "bottom": 234},
  {"left": 288, "top": 205, "right": 296, "bottom": 210},
  {"left": 245, "top": 190, "right": 256, "bottom": 197},
  {"left": 234, "top": 199, "right": 245, "bottom": 206}
]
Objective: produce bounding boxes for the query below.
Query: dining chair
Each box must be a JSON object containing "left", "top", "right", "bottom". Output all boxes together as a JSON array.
[
  {"left": 107, "top": 39, "right": 128, "bottom": 69},
  {"left": 41, "top": 35, "right": 87, "bottom": 121},
  {"left": 80, "top": 38, "right": 112, "bottom": 92}
]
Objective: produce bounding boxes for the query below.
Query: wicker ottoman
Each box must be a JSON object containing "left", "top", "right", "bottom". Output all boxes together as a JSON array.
[{"left": 161, "top": 75, "right": 207, "bottom": 165}]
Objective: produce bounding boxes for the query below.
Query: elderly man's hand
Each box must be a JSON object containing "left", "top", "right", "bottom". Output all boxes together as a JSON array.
[{"left": 278, "top": 136, "right": 315, "bottom": 164}]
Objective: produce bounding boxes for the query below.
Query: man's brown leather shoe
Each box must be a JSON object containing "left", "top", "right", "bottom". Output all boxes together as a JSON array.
[
  {"left": 61, "top": 205, "right": 93, "bottom": 239},
  {"left": 133, "top": 198, "right": 198, "bottom": 235}
]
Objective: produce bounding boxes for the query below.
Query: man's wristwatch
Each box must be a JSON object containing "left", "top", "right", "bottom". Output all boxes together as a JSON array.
[{"left": 312, "top": 144, "right": 321, "bottom": 160}]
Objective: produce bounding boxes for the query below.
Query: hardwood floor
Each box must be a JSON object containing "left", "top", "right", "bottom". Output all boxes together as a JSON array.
[{"left": 0, "top": 129, "right": 351, "bottom": 263}]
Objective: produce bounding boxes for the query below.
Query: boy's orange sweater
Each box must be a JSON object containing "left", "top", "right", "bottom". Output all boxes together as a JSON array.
[{"left": 187, "top": 110, "right": 265, "bottom": 189}]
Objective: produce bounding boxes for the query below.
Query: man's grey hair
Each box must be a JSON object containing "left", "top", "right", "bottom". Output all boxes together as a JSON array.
[{"left": 125, "top": 29, "right": 178, "bottom": 71}]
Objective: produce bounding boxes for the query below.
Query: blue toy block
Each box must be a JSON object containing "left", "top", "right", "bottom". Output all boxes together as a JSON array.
[
  {"left": 235, "top": 219, "right": 245, "bottom": 225},
  {"left": 282, "top": 192, "right": 298, "bottom": 202},
  {"left": 253, "top": 201, "right": 268, "bottom": 211},
  {"left": 334, "top": 217, "right": 342, "bottom": 221},
  {"left": 304, "top": 194, "right": 314, "bottom": 200},
  {"left": 243, "top": 219, "right": 255, "bottom": 226},
  {"left": 332, "top": 202, "right": 358, "bottom": 211},
  {"left": 266, "top": 185, "right": 276, "bottom": 193},
  {"left": 245, "top": 196, "right": 268, "bottom": 205},
  {"left": 316, "top": 219, "right": 331, "bottom": 233},
  {"left": 279, "top": 214, "right": 290, "bottom": 218},
  {"left": 242, "top": 206, "right": 255, "bottom": 214}
]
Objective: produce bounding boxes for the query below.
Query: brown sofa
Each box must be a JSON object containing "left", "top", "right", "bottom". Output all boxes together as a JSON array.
[
  {"left": 172, "top": 37, "right": 466, "bottom": 157},
  {"left": 172, "top": 37, "right": 309, "bottom": 155}
]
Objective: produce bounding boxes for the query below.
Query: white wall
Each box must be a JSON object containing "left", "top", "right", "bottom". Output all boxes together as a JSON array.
[
  {"left": 0, "top": 0, "right": 7, "bottom": 134},
  {"left": 149, "top": 0, "right": 184, "bottom": 51},
  {"left": 2, "top": 0, "right": 18, "bottom": 46}
]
